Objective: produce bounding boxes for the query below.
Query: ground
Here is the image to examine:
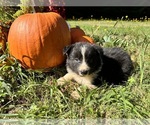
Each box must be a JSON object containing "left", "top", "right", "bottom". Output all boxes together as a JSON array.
[{"left": 0, "top": 20, "right": 150, "bottom": 120}]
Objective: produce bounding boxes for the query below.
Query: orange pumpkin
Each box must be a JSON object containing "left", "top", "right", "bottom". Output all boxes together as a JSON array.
[
  {"left": 77, "top": 35, "right": 95, "bottom": 43},
  {"left": 70, "top": 26, "right": 85, "bottom": 44},
  {"left": 8, "top": 12, "right": 71, "bottom": 70}
]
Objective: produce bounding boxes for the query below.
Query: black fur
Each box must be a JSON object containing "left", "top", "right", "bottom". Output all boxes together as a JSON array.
[
  {"left": 63, "top": 42, "right": 133, "bottom": 86},
  {"left": 98, "top": 47, "right": 133, "bottom": 85}
]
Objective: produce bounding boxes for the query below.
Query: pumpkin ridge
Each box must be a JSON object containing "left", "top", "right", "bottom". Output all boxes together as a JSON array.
[
  {"left": 25, "top": 15, "right": 34, "bottom": 68},
  {"left": 44, "top": 13, "right": 57, "bottom": 67},
  {"left": 36, "top": 14, "right": 45, "bottom": 67},
  {"left": 38, "top": 13, "right": 51, "bottom": 68},
  {"left": 16, "top": 15, "right": 31, "bottom": 68}
]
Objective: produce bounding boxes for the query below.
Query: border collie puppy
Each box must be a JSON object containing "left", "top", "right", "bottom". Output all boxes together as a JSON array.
[{"left": 57, "top": 42, "right": 133, "bottom": 89}]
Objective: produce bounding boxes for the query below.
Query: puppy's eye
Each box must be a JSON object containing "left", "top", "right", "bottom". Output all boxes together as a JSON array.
[{"left": 74, "top": 58, "right": 81, "bottom": 62}]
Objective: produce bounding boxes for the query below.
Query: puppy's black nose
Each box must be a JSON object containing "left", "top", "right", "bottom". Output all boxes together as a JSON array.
[{"left": 80, "top": 70, "right": 88, "bottom": 75}]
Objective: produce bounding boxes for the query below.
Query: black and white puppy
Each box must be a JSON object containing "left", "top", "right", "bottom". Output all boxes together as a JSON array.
[{"left": 57, "top": 42, "right": 133, "bottom": 89}]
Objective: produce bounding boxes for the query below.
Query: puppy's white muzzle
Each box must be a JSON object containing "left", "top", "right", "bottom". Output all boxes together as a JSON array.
[{"left": 78, "top": 61, "right": 90, "bottom": 76}]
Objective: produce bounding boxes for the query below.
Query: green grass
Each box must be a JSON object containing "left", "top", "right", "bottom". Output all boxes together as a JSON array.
[{"left": 0, "top": 20, "right": 150, "bottom": 119}]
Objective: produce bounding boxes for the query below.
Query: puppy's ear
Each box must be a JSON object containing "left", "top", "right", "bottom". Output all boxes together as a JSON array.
[{"left": 63, "top": 44, "right": 74, "bottom": 56}]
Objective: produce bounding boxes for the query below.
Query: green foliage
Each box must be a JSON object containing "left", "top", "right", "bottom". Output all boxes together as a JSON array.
[
  {"left": 13, "top": 0, "right": 34, "bottom": 18},
  {"left": 0, "top": 20, "right": 150, "bottom": 120},
  {"left": 0, "top": 7, "right": 15, "bottom": 22}
]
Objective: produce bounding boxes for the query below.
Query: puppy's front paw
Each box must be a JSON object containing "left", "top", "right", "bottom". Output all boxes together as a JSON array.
[
  {"left": 57, "top": 73, "right": 74, "bottom": 86},
  {"left": 86, "top": 84, "right": 97, "bottom": 89},
  {"left": 57, "top": 77, "right": 66, "bottom": 86}
]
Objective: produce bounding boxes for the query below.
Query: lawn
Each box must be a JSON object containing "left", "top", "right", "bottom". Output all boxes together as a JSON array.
[{"left": 0, "top": 20, "right": 150, "bottom": 121}]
